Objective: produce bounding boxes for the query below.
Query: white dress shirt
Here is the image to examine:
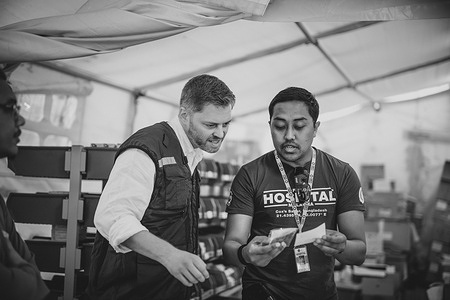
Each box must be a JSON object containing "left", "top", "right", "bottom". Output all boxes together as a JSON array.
[{"left": 94, "top": 118, "right": 203, "bottom": 253}]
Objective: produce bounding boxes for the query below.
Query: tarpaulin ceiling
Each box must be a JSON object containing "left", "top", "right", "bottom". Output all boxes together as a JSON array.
[
  {"left": 21, "top": 17, "right": 448, "bottom": 122},
  {"left": 1, "top": 1, "right": 449, "bottom": 116},
  {"left": 1, "top": 0, "right": 449, "bottom": 140},
  {"left": 1, "top": 0, "right": 449, "bottom": 62}
]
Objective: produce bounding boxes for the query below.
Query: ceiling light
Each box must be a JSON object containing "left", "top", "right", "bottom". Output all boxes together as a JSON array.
[
  {"left": 383, "top": 83, "right": 450, "bottom": 103},
  {"left": 319, "top": 104, "right": 365, "bottom": 122}
]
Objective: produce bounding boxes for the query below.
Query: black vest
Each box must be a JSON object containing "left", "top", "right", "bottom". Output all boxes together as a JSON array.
[{"left": 87, "top": 122, "right": 200, "bottom": 300}]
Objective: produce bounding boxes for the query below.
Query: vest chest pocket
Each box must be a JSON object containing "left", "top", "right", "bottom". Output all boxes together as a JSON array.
[{"left": 163, "top": 164, "right": 192, "bottom": 210}]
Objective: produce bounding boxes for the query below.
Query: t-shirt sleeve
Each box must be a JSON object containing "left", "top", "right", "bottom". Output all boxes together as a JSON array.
[
  {"left": 336, "top": 163, "right": 366, "bottom": 215},
  {"left": 226, "top": 167, "right": 254, "bottom": 216}
]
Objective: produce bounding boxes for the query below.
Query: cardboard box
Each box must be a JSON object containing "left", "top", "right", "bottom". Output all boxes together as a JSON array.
[
  {"left": 430, "top": 240, "right": 450, "bottom": 255},
  {"left": 337, "top": 287, "right": 361, "bottom": 300},
  {"left": 361, "top": 273, "right": 400, "bottom": 297},
  {"left": 365, "top": 192, "right": 414, "bottom": 220},
  {"left": 436, "top": 181, "right": 450, "bottom": 202},
  {"left": 364, "top": 219, "right": 413, "bottom": 252},
  {"left": 433, "top": 199, "right": 450, "bottom": 223}
]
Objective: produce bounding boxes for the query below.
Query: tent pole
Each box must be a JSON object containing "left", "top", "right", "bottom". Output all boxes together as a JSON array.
[
  {"left": 233, "top": 57, "right": 450, "bottom": 119},
  {"left": 33, "top": 61, "right": 178, "bottom": 108},
  {"left": 138, "top": 22, "right": 380, "bottom": 90}
]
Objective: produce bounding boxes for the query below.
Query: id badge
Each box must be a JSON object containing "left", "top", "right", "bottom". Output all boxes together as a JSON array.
[{"left": 294, "top": 245, "right": 310, "bottom": 273}]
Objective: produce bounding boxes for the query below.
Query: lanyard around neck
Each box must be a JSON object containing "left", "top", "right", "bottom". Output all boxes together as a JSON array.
[{"left": 274, "top": 148, "right": 316, "bottom": 232}]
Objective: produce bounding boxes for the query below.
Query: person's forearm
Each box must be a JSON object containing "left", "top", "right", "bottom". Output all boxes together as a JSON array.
[
  {"left": 223, "top": 240, "right": 246, "bottom": 267},
  {"left": 334, "top": 239, "right": 366, "bottom": 265},
  {"left": 122, "top": 230, "right": 177, "bottom": 265}
]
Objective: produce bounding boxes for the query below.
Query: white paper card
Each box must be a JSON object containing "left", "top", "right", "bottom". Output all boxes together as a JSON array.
[
  {"left": 268, "top": 227, "right": 298, "bottom": 245},
  {"left": 294, "top": 223, "right": 326, "bottom": 246}
]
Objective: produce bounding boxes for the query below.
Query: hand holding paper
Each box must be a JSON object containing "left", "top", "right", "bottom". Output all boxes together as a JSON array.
[
  {"left": 311, "top": 226, "right": 348, "bottom": 257},
  {"left": 294, "top": 223, "right": 326, "bottom": 246},
  {"left": 267, "top": 228, "right": 298, "bottom": 246}
]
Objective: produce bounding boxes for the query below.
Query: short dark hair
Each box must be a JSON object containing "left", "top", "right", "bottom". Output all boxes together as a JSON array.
[
  {"left": 268, "top": 87, "right": 319, "bottom": 123},
  {"left": 180, "top": 74, "right": 235, "bottom": 113}
]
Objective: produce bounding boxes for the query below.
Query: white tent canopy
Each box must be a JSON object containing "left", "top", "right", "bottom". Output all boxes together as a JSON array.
[
  {"left": 2, "top": 0, "right": 449, "bottom": 61},
  {"left": 1, "top": 0, "right": 450, "bottom": 209}
]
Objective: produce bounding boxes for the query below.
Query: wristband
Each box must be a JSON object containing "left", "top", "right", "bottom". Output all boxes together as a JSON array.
[{"left": 237, "top": 244, "right": 249, "bottom": 265}]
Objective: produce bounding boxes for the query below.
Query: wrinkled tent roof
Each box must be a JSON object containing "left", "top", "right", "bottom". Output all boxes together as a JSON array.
[
  {"left": 1, "top": 1, "right": 448, "bottom": 121},
  {"left": 1, "top": 1, "right": 449, "bottom": 124},
  {"left": 52, "top": 18, "right": 448, "bottom": 116},
  {"left": 1, "top": 0, "right": 450, "bottom": 203},
  {"left": 19, "top": 17, "right": 449, "bottom": 137}
]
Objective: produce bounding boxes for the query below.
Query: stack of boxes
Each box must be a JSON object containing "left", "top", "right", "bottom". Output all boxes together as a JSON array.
[
  {"left": 426, "top": 161, "right": 450, "bottom": 289},
  {"left": 195, "top": 264, "right": 243, "bottom": 300},
  {"left": 365, "top": 191, "right": 416, "bottom": 221},
  {"left": 196, "top": 159, "right": 242, "bottom": 299},
  {"left": 360, "top": 191, "right": 418, "bottom": 299},
  {"left": 198, "top": 159, "right": 238, "bottom": 228}
]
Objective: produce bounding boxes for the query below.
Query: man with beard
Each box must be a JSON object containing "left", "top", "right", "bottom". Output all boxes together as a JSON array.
[
  {"left": 0, "top": 69, "right": 50, "bottom": 300},
  {"left": 223, "top": 87, "right": 366, "bottom": 300},
  {"left": 87, "top": 74, "right": 236, "bottom": 300}
]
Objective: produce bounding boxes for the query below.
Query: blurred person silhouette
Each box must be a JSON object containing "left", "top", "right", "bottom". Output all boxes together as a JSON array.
[{"left": 0, "top": 68, "right": 50, "bottom": 300}]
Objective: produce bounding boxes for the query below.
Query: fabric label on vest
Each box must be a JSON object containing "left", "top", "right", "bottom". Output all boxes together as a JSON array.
[{"left": 158, "top": 156, "right": 177, "bottom": 167}]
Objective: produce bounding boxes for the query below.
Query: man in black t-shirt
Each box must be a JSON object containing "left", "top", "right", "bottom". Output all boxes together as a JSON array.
[{"left": 223, "top": 87, "right": 366, "bottom": 300}]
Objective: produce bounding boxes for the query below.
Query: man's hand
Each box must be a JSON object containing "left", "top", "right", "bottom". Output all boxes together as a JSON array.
[
  {"left": 242, "top": 236, "right": 286, "bottom": 267},
  {"left": 160, "top": 248, "right": 209, "bottom": 287},
  {"left": 313, "top": 229, "right": 347, "bottom": 256}
]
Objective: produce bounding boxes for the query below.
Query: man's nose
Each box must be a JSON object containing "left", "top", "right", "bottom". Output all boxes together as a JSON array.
[
  {"left": 213, "top": 125, "right": 225, "bottom": 138},
  {"left": 285, "top": 126, "right": 294, "bottom": 140}
]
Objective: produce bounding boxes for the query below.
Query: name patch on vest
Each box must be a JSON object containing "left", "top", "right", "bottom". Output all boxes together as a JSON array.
[{"left": 158, "top": 156, "right": 177, "bottom": 167}]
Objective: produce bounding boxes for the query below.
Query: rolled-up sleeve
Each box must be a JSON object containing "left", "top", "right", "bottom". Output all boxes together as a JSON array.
[{"left": 94, "top": 148, "right": 155, "bottom": 253}]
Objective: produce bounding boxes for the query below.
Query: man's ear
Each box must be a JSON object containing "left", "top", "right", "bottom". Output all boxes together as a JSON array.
[
  {"left": 313, "top": 121, "right": 320, "bottom": 137},
  {"left": 179, "top": 106, "right": 189, "bottom": 122}
]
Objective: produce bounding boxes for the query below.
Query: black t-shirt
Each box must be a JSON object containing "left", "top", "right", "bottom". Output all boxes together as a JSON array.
[{"left": 226, "top": 148, "right": 365, "bottom": 299}]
